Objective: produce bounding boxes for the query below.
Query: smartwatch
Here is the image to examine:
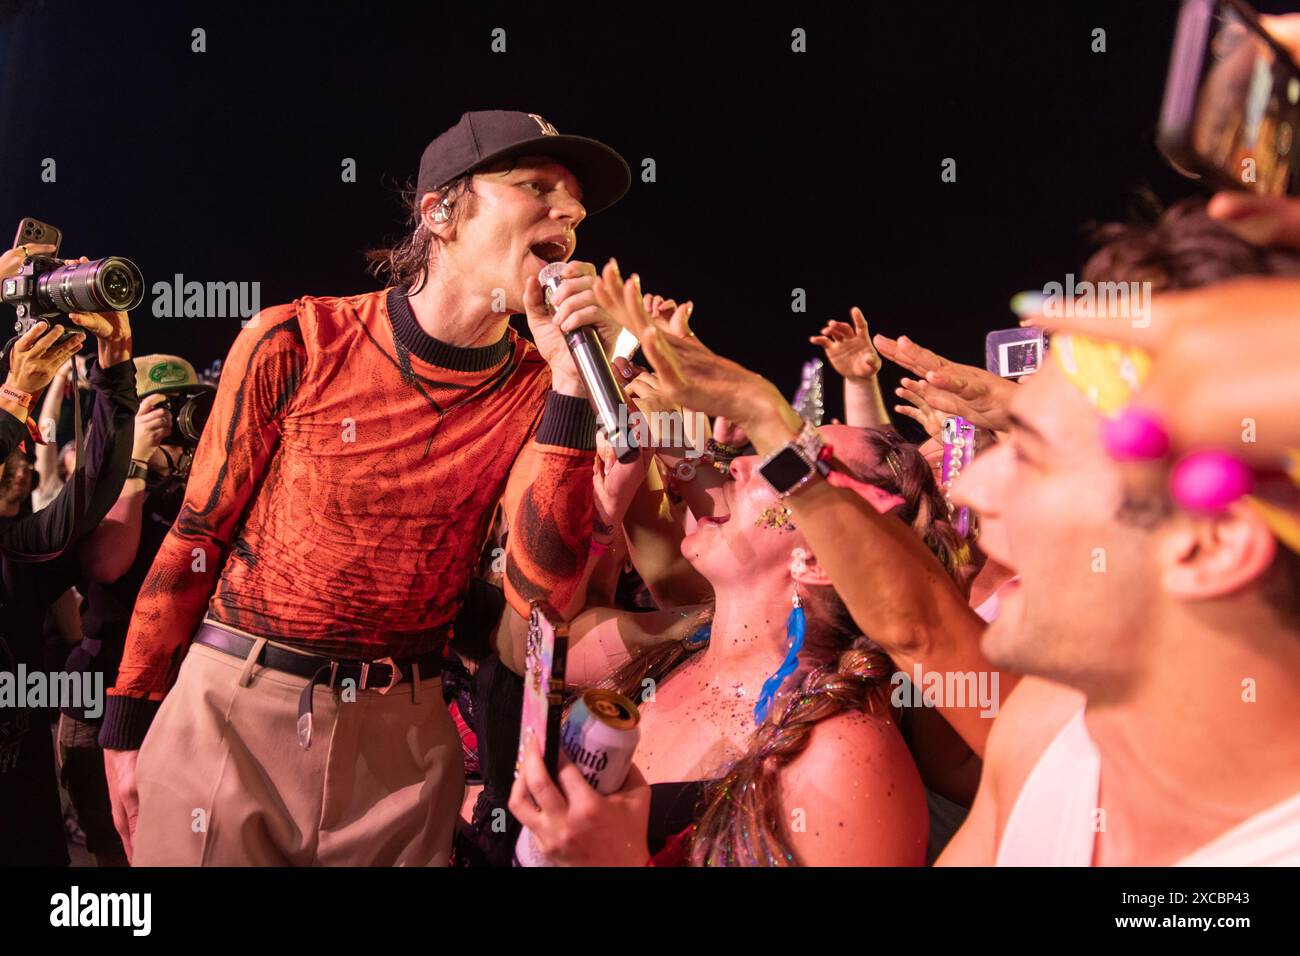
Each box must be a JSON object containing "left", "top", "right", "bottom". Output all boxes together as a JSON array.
[{"left": 756, "top": 421, "right": 828, "bottom": 498}]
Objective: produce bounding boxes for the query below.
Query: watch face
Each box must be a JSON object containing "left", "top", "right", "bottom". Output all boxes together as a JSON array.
[{"left": 759, "top": 447, "right": 812, "bottom": 493}]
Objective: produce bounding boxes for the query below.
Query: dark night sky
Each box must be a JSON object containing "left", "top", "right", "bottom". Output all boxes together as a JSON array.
[{"left": 2, "top": 0, "right": 1293, "bottom": 431}]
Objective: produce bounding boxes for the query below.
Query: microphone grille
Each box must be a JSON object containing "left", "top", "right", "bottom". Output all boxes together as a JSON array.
[
  {"left": 538, "top": 261, "right": 566, "bottom": 287},
  {"left": 538, "top": 262, "right": 567, "bottom": 311}
]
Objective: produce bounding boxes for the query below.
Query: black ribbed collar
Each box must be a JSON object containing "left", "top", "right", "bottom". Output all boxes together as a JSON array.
[{"left": 386, "top": 287, "right": 512, "bottom": 372}]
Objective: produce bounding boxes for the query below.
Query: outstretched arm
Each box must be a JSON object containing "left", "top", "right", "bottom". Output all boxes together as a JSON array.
[{"left": 101, "top": 305, "right": 306, "bottom": 750}]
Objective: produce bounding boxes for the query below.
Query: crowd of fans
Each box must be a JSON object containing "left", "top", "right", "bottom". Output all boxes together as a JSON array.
[
  {"left": 4, "top": 40, "right": 1300, "bottom": 870},
  {"left": 5, "top": 177, "right": 1297, "bottom": 868}
]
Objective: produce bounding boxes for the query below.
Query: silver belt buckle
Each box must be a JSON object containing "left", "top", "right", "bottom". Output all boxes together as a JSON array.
[{"left": 360, "top": 657, "right": 402, "bottom": 695}]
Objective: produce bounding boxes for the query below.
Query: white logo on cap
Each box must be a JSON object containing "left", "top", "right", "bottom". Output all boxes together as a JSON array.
[{"left": 528, "top": 113, "right": 559, "bottom": 136}]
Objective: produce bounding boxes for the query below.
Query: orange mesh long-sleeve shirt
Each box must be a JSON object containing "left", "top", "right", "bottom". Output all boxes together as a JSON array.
[{"left": 100, "top": 287, "right": 596, "bottom": 748}]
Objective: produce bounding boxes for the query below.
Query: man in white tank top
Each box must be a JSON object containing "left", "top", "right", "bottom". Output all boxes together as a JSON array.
[{"left": 936, "top": 332, "right": 1300, "bottom": 867}]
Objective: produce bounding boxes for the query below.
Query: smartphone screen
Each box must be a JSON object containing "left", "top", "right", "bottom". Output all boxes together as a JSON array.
[
  {"left": 1162, "top": 0, "right": 1300, "bottom": 195},
  {"left": 984, "top": 327, "right": 1044, "bottom": 378},
  {"left": 517, "top": 602, "right": 568, "bottom": 779}
]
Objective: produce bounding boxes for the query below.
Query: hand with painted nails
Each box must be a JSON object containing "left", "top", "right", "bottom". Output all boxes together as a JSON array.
[{"left": 873, "top": 333, "right": 1016, "bottom": 433}]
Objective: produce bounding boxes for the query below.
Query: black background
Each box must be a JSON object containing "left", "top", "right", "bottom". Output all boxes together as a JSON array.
[{"left": 1, "top": 0, "right": 1294, "bottom": 425}]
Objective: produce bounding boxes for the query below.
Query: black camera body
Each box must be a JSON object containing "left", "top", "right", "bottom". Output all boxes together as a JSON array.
[
  {"left": 152, "top": 388, "right": 216, "bottom": 449},
  {"left": 2, "top": 251, "right": 145, "bottom": 332}
]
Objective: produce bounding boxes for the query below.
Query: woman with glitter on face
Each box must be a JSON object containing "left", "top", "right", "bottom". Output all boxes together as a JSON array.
[{"left": 510, "top": 423, "right": 969, "bottom": 866}]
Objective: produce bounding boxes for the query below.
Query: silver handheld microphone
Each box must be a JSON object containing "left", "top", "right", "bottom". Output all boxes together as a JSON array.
[{"left": 538, "top": 262, "right": 639, "bottom": 463}]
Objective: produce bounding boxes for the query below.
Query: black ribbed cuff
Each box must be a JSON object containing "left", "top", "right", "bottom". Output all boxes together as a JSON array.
[
  {"left": 536, "top": 391, "right": 598, "bottom": 450},
  {"left": 97, "top": 695, "right": 162, "bottom": 750}
]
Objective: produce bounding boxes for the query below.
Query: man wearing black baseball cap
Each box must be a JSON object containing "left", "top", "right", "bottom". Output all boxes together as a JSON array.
[{"left": 104, "top": 111, "right": 632, "bottom": 865}]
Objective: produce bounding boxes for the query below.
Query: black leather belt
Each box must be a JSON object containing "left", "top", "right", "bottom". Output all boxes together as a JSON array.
[{"left": 193, "top": 623, "right": 450, "bottom": 750}]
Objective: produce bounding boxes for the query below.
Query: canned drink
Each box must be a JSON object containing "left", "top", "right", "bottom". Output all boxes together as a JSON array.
[
  {"left": 514, "top": 690, "right": 641, "bottom": 867},
  {"left": 562, "top": 689, "right": 641, "bottom": 795}
]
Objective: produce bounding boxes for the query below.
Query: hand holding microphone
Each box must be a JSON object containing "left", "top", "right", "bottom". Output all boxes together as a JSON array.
[{"left": 526, "top": 259, "right": 639, "bottom": 462}]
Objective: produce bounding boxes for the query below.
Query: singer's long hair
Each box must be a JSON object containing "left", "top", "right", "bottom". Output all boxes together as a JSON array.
[
  {"left": 364, "top": 174, "right": 476, "bottom": 295},
  {"left": 365, "top": 158, "right": 519, "bottom": 295}
]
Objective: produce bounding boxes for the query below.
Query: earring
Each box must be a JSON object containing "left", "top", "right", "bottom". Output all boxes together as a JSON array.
[
  {"left": 755, "top": 505, "right": 795, "bottom": 532},
  {"left": 789, "top": 547, "right": 807, "bottom": 577},
  {"left": 753, "top": 582, "right": 807, "bottom": 725}
]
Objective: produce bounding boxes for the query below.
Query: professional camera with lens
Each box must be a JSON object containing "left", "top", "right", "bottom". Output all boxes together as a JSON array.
[
  {"left": 2, "top": 248, "right": 145, "bottom": 332},
  {"left": 154, "top": 389, "right": 215, "bottom": 449}
]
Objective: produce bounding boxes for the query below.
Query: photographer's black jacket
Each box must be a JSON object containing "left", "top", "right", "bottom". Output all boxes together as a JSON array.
[
  {"left": 0, "top": 405, "right": 27, "bottom": 465},
  {"left": 0, "top": 359, "right": 139, "bottom": 559},
  {"left": 0, "top": 357, "right": 138, "bottom": 865}
]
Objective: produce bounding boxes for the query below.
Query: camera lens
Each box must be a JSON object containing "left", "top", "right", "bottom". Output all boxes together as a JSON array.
[
  {"left": 35, "top": 256, "right": 144, "bottom": 315},
  {"left": 176, "top": 391, "right": 215, "bottom": 445},
  {"left": 101, "top": 264, "right": 133, "bottom": 307}
]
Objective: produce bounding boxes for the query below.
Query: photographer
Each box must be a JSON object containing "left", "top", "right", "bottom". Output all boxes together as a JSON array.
[
  {"left": 55, "top": 355, "right": 195, "bottom": 867},
  {"left": 0, "top": 290, "right": 139, "bottom": 865}
]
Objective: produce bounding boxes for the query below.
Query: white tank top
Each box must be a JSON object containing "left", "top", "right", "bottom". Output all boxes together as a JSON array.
[{"left": 996, "top": 705, "right": 1300, "bottom": 866}]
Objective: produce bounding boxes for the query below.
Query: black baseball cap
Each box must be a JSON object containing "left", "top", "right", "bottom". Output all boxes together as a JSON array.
[{"left": 416, "top": 110, "right": 631, "bottom": 215}]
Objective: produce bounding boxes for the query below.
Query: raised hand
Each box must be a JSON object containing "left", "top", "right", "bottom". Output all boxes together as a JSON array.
[
  {"left": 811, "top": 307, "right": 881, "bottom": 381},
  {"left": 874, "top": 333, "right": 1016, "bottom": 433},
  {"left": 894, "top": 378, "right": 947, "bottom": 441},
  {"left": 1025, "top": 276, "right": 1300, "bottom": 463},
  {"left": 132, "top": 393, "right": 172, "bottom": 463},
  {"left": 592, "top": 259, "right": 802, "bottom": 452}
]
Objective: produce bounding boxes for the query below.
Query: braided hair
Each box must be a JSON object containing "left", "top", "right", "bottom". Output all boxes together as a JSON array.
[
  {"left": 593, "top": 427, "right": 967, "bottom": 865},
  {"left": 689, "top": 636, "right": 892, "bottom": 866},
  {"left": 690, "top": 427, "right": 964, "bottom": 864}
]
